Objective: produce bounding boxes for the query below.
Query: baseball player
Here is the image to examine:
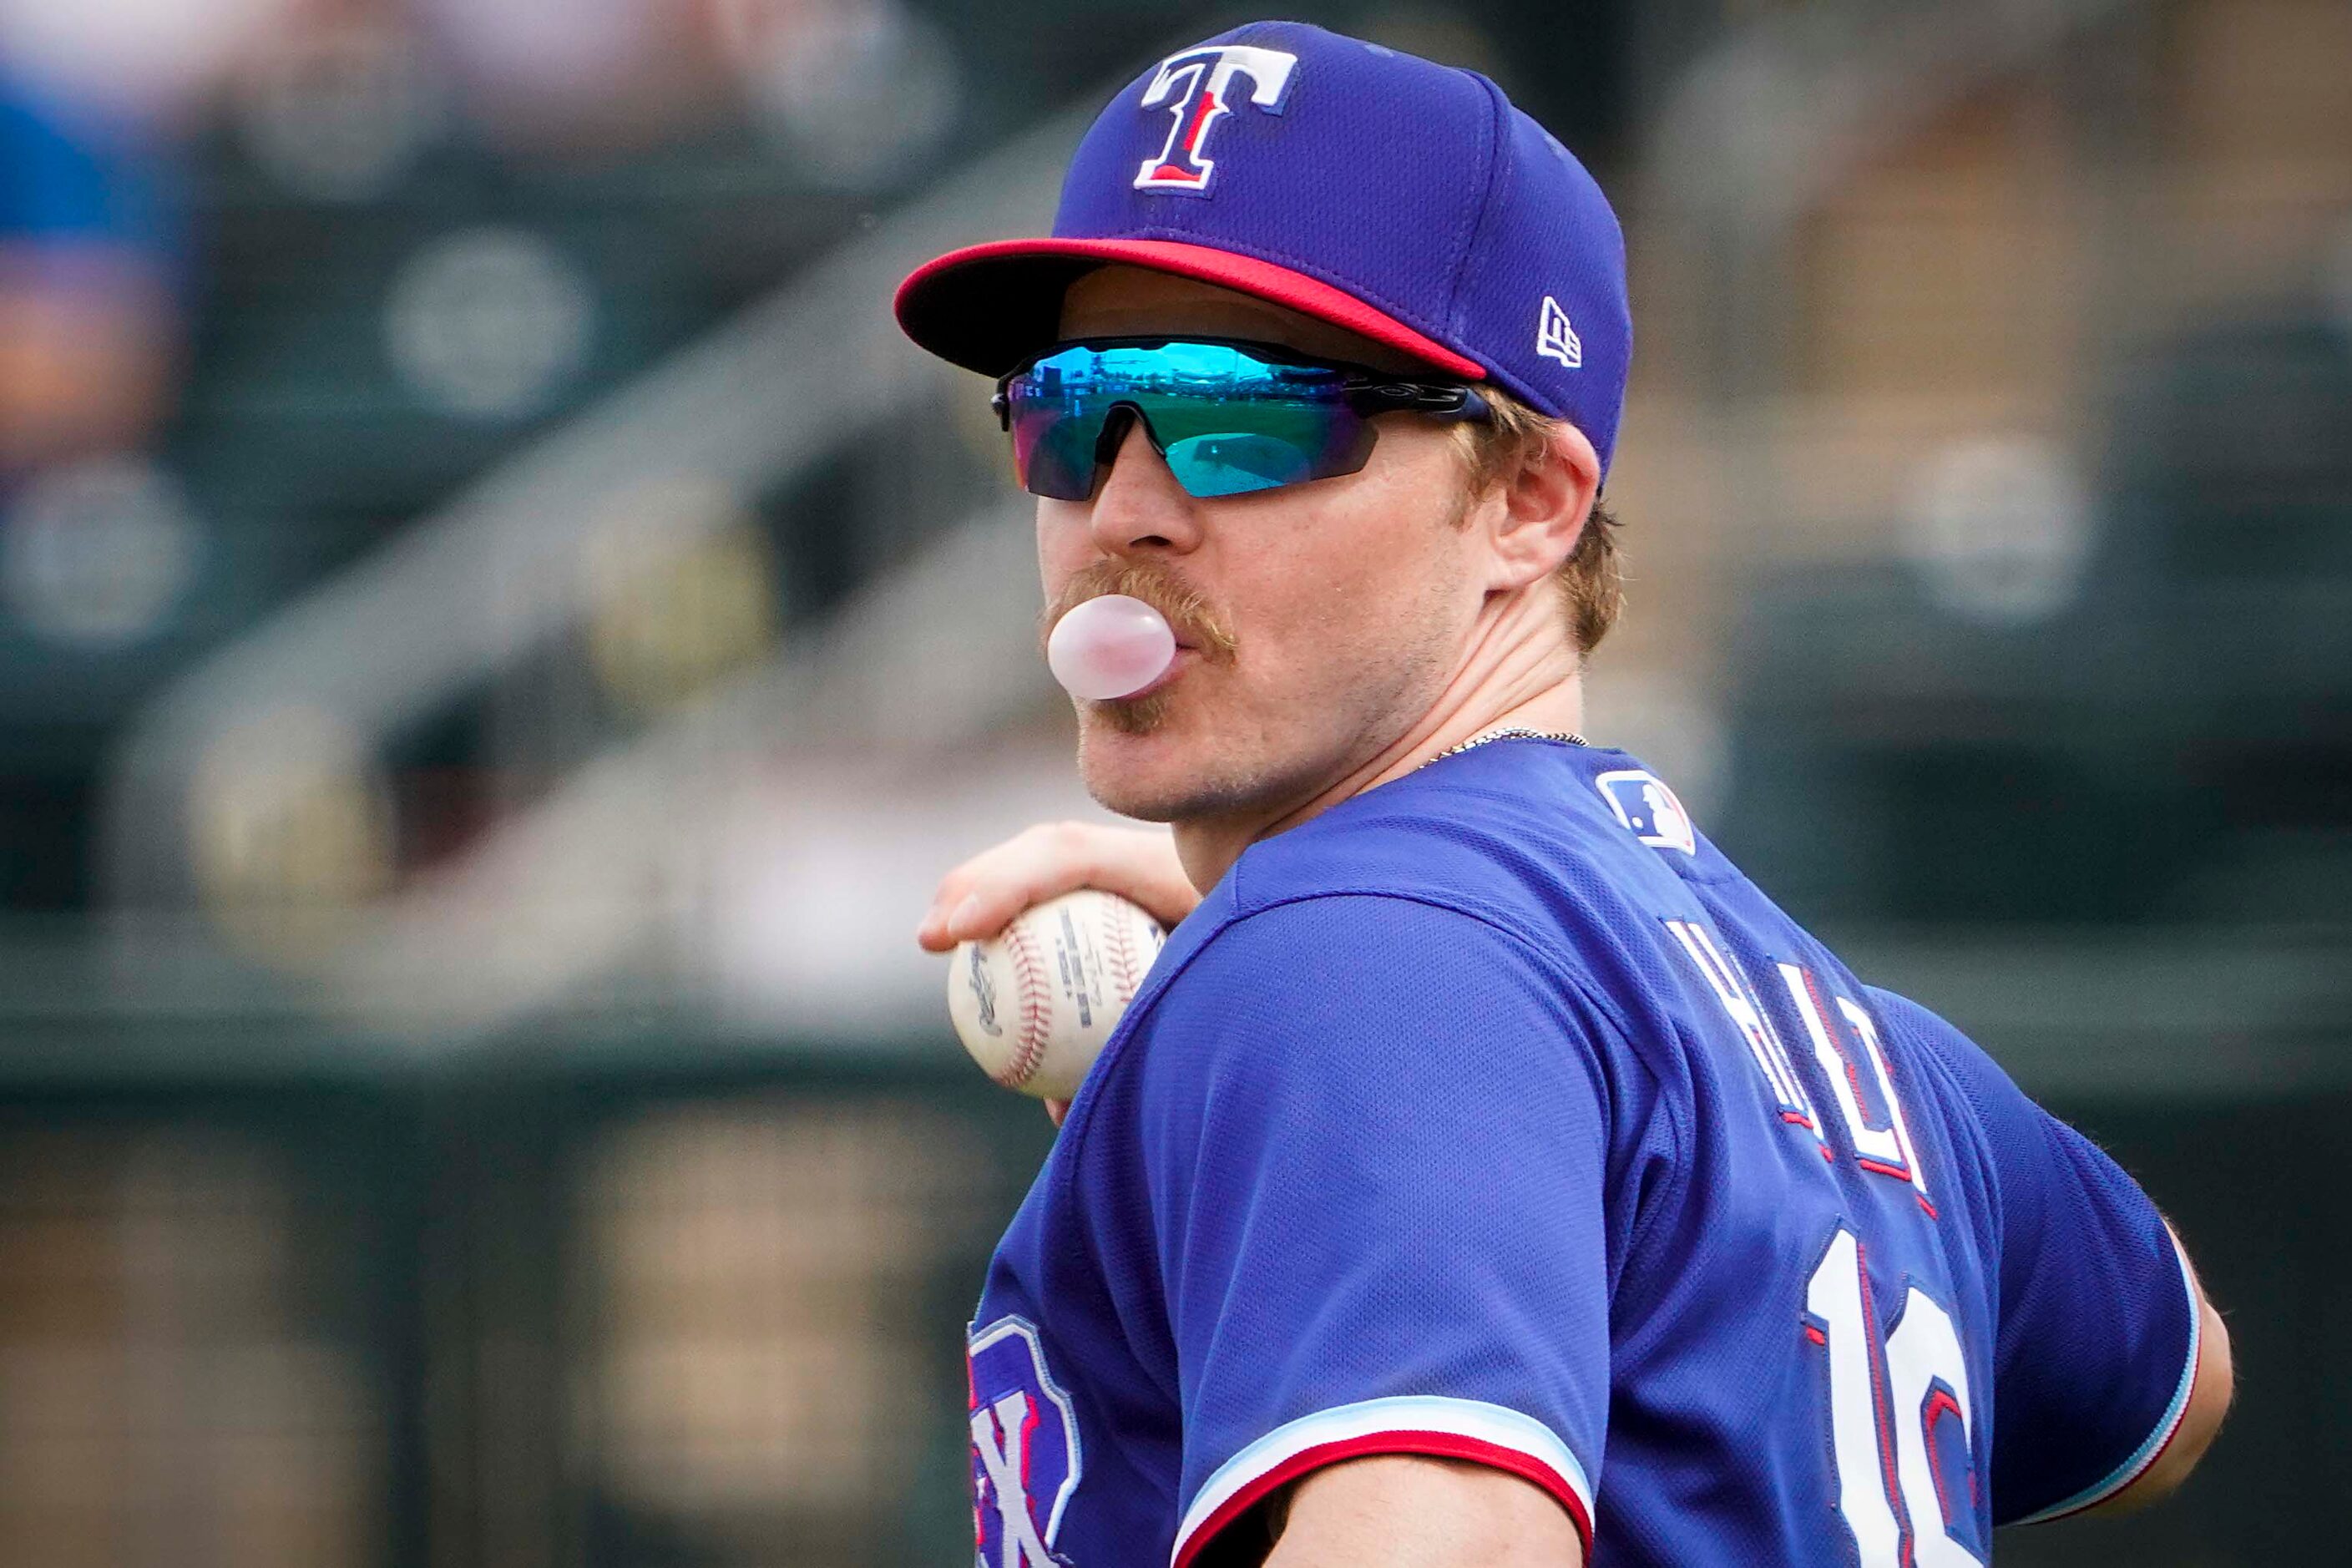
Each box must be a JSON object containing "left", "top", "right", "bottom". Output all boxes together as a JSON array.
[{"left": 903, "top": 22, "right": 2231, "bottom": 1566}]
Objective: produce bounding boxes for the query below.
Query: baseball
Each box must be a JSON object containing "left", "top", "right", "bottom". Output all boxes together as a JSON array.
[{"left": 948, "top": 889, "right": 1168, "bottom": 1099}]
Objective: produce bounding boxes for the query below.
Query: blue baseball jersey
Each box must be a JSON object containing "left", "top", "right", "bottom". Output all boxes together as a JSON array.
[{"left": 965, "top": 738, "right": 2200, "bottom": 1567}]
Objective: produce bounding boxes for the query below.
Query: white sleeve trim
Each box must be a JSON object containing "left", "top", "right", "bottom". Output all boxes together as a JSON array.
[
  {"left": 1172, "top": 1394, "right": 1596, "bottom": 1565},
  {"left": 2012, "top": 1229, "right": 2203, "bottom": 1524}
]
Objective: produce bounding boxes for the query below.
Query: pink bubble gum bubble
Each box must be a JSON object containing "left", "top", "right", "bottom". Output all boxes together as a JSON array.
[{"left": 1046, "top": 594, "right": 1177, "bottom": 701}]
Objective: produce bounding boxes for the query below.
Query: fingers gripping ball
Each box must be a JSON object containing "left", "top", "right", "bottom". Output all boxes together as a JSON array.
[{"left": 948, "top": 889, "right": 1168, "bottom": 1098}]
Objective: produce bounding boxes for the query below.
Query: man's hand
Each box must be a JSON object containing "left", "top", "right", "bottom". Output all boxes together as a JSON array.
[
  {"left": 917, "top": 821, "right": 1201, "bottom": 1124},
  {"left": 916, "top": 820, "right": 1201, "bottom": 950}
]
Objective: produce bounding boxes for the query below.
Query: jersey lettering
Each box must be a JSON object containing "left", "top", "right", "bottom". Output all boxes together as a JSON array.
[
  {"left": 1886, "top": 1291, "right": 1985, "bottom": 1566},
  {"left": 1808, "top": 1229, "right": 1902, "bottom": 1565},
  {"left": 972, "top": 1391, "right": 1055, "bottom": 1567},
  {"left": 1779, "top": 964, "right": 1934, "bottom": 1212},
  {"left": 1808, "top": 1229, "right": 1984, "bottom": 1568},
  {"left": 968, "top": 1318, "right": 1082, "bottom": 1567},
  {"left": 1662, "top": 918, "right": 1818, "bottom": 1133}
]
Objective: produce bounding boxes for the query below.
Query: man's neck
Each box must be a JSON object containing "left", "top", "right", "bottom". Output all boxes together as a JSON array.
[{"left": 1171, "top": 600, "right": 1586, "bottom": 893}]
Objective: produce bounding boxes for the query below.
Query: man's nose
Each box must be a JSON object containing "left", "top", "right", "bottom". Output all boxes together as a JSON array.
[{"left": 1088, "top": 418, "right": 1203, "bottom": 557}]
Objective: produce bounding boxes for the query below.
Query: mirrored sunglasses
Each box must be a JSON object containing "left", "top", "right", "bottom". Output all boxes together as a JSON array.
[{"left": 993, "top": 337, "right": 1490, "bottom": 502}]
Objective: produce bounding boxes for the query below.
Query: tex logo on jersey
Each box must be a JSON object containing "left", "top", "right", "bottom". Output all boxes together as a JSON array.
[
  {"left": 1133, "top": 44, "right": 1297, "bottom": 194},
  {"left": 969, "top": 1317, "right": 1082, "bottom": 1568},
  {"left": 1597, "top": 769, "right": 1698, "bottom": 856}
]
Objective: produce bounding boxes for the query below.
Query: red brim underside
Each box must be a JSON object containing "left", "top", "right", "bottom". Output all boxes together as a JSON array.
[{"left": 893, "top": 237, "right": 1485, "bottom": 381}]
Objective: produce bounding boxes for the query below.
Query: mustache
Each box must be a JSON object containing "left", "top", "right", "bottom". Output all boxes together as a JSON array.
[{"left": 1039, "top": 563, "right": 1238, "bottom": 666}]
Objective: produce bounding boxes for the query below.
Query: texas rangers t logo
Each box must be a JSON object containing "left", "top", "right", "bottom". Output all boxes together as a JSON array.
[
  {"left": 969, "top": 1317, "right": 1083, "bottom": 1567},
  {"left": 1134, "top": 44, "right": 1298, "bottom": 193}
]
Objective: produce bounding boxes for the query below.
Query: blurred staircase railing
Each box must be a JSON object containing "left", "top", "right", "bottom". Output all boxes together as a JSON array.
[
  {"left": 104, "top": 109, "right": 1088, "bottom": 913},
  {"left": 93, "top": 90, "right": 1111, "bottom": 1041}
]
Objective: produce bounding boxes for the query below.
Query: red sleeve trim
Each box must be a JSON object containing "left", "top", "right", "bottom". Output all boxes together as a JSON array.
[{"left": 1172, "top": 1429, "right": 1593, "bottom": 1568}]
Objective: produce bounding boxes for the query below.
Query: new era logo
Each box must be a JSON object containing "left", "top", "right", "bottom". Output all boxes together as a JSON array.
[{"left": 1536, "top": 296, "right": 1582, "bottom": 369}]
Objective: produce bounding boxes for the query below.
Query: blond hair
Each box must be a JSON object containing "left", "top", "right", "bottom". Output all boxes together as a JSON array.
[{"left": 1449, "top": 386, "right": 1623, "bottom": 655}]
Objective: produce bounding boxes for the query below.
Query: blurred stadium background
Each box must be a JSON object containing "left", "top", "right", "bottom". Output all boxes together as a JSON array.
[{"left": 0, "top": 0, "right": 2344, "bottom": 1562}]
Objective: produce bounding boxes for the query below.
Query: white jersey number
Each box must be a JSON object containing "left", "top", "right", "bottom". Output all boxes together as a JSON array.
[{"left": 1808, "top": 1228, "right": 1983, "bottom": 1568}]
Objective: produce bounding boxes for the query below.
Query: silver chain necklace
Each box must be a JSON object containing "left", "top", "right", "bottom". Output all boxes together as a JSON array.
[{"left": 1427, "top": 726, "right": 1589, "bottom": 765}]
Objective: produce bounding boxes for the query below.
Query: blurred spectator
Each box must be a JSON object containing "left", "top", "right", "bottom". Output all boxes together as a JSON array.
[
  {"left": 0, "top": 0, "right": 287, "bottom": 119},
  {"left": 231, "top": 5, "right": 451, "bottom": 204},
  {"left": 415, "top": 0, "right": 719, "bottom": 151},
  {"left": 0, "top": 76, "right": 180, "bottom": 473},
  {"left": 713, "top": 0, "right": 961, "bottom": 185}
]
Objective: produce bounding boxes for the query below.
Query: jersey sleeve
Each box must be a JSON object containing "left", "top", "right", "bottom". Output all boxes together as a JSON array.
[
  {"left": 1129, "top": 894, "right": 1611, "bottom": 1566},
  {"left": 1870, "top": 989, "right": 2202, "bottom": 1525}
]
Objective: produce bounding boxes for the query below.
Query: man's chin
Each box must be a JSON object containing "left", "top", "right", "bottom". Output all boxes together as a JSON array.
[
  {"left": 1075, "top": 738, "right": 1189, "bottom": 823},
  {"left": 1075, "top": 717, "right": 1246, "bottom": 824}
]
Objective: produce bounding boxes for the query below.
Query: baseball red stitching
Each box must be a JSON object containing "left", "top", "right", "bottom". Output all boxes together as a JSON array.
[
  {"left": 1001, "top": 920, "right": 1055, "bottom": 1088},
  {"left": 1105, "top": 903, "right": 1145, "bottom": 1005}
]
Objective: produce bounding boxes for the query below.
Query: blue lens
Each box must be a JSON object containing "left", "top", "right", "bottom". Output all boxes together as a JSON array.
[
  {"left": 1003, "top": 341, "right": 1375, "bottom": 500},
  {"left": 1163, "top": 432, "right": 1317, "bottom": 495}
]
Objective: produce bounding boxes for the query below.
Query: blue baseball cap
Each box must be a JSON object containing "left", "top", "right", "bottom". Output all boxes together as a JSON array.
[{"left": 895, "top": 20, "right": 1632, "bottom": 476}]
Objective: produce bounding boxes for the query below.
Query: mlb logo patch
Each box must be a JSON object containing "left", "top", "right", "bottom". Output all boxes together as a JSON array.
[
  {"left": 1596, "top": 770, "right": 1698, "bottom": 856},
  {"left": 969, "top": 1317, "right": 1083, "bottom": 1567}
]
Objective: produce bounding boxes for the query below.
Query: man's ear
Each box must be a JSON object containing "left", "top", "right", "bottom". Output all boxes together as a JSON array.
[{"left": 1483, "top": 422, "right": 1601, "bottom": 593}]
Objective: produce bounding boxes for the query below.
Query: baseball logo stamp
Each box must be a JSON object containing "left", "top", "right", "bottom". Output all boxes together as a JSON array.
[{"left": 948, "top": 889, "right": 1167, "bottom": 1100}]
